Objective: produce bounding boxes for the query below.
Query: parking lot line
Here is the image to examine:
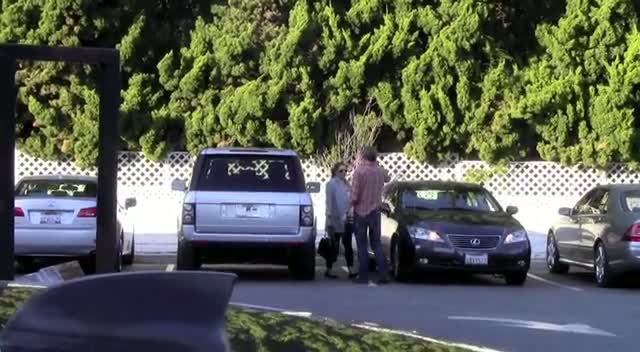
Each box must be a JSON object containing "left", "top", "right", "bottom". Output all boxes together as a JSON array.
[
  {"left": 527, "top": 273, "right": 583, "bottom": 291},
  {"left": 165, "top": 264, "right": 175, "bottom": 272}
]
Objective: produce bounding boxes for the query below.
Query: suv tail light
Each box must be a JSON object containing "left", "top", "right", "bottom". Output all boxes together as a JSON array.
[
  {"left": 182, "top": 203, "right": 195, "bottom": 225},
  {"left": 623, "top": 223, "right": 640, "bottom": 242},
  {"left": 300, "top": 205, "right": 313, "bottom": 227},
  {"left": 78, "top": 207, "right": 98, "bottom": 218},
  {"left": 14, "top": 207, "right": 25, "bottom": 217}
]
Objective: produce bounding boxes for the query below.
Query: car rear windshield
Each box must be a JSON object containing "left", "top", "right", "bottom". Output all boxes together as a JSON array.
[
  {"left": 15, "top": 180, "right": 97, "bottom": 198},
  {"left": 400, "top": 186, "right": 502, "bottom": 212},
  {"left": 621, "top": 190, "right": 640, "bottom": 212},
  {"left": 193, "top": 154, "right": 306, "bottom": 192}
]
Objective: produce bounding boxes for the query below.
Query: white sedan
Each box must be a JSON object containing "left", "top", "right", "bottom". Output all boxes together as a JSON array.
[{"left": 14, "top": 175, "right": 136, "bottom": 274}]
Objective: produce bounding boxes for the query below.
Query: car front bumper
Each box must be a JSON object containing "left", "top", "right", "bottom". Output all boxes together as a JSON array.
[
  {"left": 15, "top": 227, "right": 96, "bottom": 257},
  {"left": 410, "top": 241, "right": 531, "bottom": 274}
]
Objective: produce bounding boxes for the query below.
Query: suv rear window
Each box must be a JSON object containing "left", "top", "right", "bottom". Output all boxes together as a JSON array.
[
  {"left": 621, "top": 190, "right": 640, "bottom": 212},
  {"left": 15, "top": 180, "right": 97, "bottom": 198},
  {"left": 193, "top": 154, "right": 306, "bottom": 192}
]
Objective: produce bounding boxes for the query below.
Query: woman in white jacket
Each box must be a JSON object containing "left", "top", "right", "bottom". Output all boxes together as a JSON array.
[{"left": 324, "top": 162, "right": 356, "bottom": 278}]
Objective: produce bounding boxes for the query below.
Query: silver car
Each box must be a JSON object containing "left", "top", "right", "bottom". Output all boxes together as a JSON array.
[
  {"left": 547, "top": 184, "right": 640, "bottom": 287},
  {"left": 172, "top": 148, "right": 320, "bottom": 279},
  {"left": 14, "top": 175, "right": 137, "bottom": 274}
]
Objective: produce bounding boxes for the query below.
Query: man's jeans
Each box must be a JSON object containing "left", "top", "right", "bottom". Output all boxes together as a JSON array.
[{"left": 354, "top": 210, "right": 389, "bottom": 281}]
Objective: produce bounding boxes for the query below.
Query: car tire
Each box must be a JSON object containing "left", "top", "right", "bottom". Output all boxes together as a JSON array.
[
  {"left": 546, "top": 233, "right": 569, "bottom": 274},
  {"left": 594, "top": 242, "right": 614, "bottom": 288},
  {"left": 290, "top": 239, "right": 316, "bottom": 280},
  {"left": 80, "top": 254, "right": 96, "bottom": 275},
  {"left": 505, "top": 271, "right": 528, "bottom": 286},
  {"left": 116, "top": 237, "right": 124, "bottom": 272},
  {"left": 16, "top": 258, "right": 37, "bottom": 272},
  {"left": 176, "top": 240, "right": 201, "bottom": 270},
  {"left": 391, "top": 239, "right": 412, "bottom": 282},
  {"left": 123, "top": 236, "right": 135, "bottom": 266}
]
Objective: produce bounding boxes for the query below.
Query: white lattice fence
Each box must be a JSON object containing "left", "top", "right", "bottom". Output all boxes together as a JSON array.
[{"left": 14, "top": 150, "right": 640, "bottom": 236}]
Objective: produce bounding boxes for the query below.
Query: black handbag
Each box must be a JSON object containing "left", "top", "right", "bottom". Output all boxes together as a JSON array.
[{"left": 318, "top": 235, "right": 333, "bottom": 260}]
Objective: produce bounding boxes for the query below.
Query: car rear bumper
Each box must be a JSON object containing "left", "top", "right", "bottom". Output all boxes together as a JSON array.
[
  {"left": 179, "top": 226, "right": 316, "bottom": 265},
  {"left": 15, "top": 227, "right": 96, "bottom": 257},
  {"left": 181, "top": 225, "right": 315, "bottom": 244},
  {"left": 610, "top": 243, "right": 640, "bottom": 273},
  {"left": 411, "top": 242, "right": 531, "bottom": 274}
]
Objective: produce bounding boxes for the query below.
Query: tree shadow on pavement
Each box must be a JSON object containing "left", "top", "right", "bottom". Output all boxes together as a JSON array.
[
  {"left": 200, "top": 265, "right": 305, "bottom": 282},
  {"left": 401, "top": 271, "right": 508, "bottom": 287}
]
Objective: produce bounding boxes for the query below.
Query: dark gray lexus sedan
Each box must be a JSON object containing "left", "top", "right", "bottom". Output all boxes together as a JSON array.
[{"left": 380, "top": 181, "right": 531, "bottom": 285}]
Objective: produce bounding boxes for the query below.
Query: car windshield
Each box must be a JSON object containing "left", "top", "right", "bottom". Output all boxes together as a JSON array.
[
  {"left": 194, "top": 154, "right": 306, "bottom": 192},
  {"left": 400, "top": 186, "right": 502, "bottom": 212},
  {"left": 15, "top": 180, "right": 97, "bottom": 198},
  {"left": 621, "top": 190, "right": 640, "bottom": 212}
]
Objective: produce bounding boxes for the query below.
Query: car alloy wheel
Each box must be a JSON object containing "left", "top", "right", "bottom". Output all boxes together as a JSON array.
[
  {"left": 546, "top": 237, "right": 556, "bottom": 269},
  {"left": 393, "top": 244, "right": 400, "bottom": 278},
  {"left": 594, "top": 244, "right": 610, "bottom": 287},
  {"left": 546, "top": 234, "right": 569, "bottom": 274},
  {"left": 116, "top": 236, "right": 124, "bottom": 272}
]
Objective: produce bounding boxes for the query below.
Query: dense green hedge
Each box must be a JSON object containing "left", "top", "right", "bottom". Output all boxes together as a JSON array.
[{"left": 2, "top": 0, "right": 640, "bottom": 168}]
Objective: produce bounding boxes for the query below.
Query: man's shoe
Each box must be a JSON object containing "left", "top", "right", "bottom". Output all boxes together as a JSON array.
[
  {"left": 378, "top": 276, "right": 391, "bottom": 284},
  {"left": 347, "top": 268, "right": 358, "bottom": 279},
  {"left": 325, "top": 271, "right": 338, "bottom": 279}
]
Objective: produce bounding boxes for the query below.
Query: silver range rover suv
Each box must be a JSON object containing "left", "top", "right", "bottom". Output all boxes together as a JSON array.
[{"left": 172, "top": 148, "right": 321, "bottom": 279}]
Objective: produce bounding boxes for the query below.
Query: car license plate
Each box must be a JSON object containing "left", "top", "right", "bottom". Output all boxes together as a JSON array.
[
  {"left": 235, "top": 204, "right": 267, "bottom": 218},
  {"left": 464, "top": 253, "right": 488, "bottom": 266},
  {"left": 40, "top": 213, "right": 62, "bottom": 225}
]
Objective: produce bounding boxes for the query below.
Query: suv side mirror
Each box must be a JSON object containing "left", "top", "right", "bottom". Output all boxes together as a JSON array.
[
  {"left": 558, "top": 207, "right": 573, "bottom": 217},
  {"left": 306, "top": 182, "right": 321, "bottom": 194},
  {"left": 125, "top": 197, "right": 137, "bottom": 209},
  {"left": 505, "top": 206, "right": 518, "bottom": 215},
  {"left": 171, "top": 179, "right": 187, "bottom": 192}
]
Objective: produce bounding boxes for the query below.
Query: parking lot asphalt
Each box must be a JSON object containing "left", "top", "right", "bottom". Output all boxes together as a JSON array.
[{"left": 123, "top": 255, "right": 640, "bottom": 352}]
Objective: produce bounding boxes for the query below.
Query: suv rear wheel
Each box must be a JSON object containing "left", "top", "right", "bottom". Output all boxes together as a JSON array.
[
  {"left": 177, "top": 240, "right": 201, "bottom": 270},
  {"left": 289, "top": 239, "right": 316, "bottom": 280}
]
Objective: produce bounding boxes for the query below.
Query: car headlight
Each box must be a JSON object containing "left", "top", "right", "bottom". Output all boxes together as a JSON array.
[
  {"left": 504, "top": 229, "right": 528, "bottom": 244},
  {"left": 408, "top": 226, "right": 444, "bottom": 243}
]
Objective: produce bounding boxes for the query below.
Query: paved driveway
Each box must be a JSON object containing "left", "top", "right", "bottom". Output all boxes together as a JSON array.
[{"left": 130, "top": 255, "right": 639, "bottom": 352}]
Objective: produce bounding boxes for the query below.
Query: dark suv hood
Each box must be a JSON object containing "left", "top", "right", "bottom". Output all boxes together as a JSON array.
[{"left": 399, "top": 210, "right": 522, "bottom": 235}]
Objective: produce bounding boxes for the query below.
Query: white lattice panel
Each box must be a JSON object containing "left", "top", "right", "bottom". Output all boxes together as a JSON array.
[
  {"left": 166, "top": 153, "right": 196, "bottom": 182},
  {"left": 16, "top": 153, "right": 95, "bottom": 179},
  {"left": 379, "top": 153, "right": 459, "bottom": 182},
  {"left": 15, "top": 150, "right": 640, "bottom": 204},
  {"left": 474, "top": 162, "right": 608, "bottom": 197},
  {"left": 605, "top": 163, "right": 640, "bottom": 185}
]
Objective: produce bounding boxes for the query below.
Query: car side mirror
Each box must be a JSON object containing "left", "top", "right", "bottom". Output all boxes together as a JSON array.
[
  {"left": 306, "top": 182, "right": 321, "bottom": 194},
  {"left": 558, "top": 207, "right": 573, "bottom": 217},
  {"left": 125, "top": 197, "right": 137, "bottom": 209},
  {"left": 171, "top": 178, "right": 187, "bottom": 192},
  {"left": 505, "top": 206, "right": 518, "bottom": 215}
]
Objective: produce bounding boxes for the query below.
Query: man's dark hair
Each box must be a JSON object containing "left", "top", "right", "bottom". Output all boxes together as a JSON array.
[{"left": 361, "top": 146, "right": 377, "bottom": 162}]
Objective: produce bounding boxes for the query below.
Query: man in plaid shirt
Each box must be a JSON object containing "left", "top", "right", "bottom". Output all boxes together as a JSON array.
[{"left": 351, "top": 147, "right": 391, "bottom": 284}]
